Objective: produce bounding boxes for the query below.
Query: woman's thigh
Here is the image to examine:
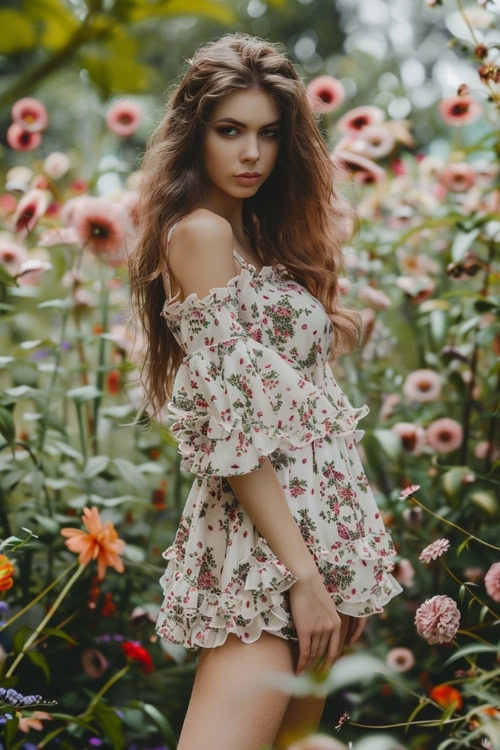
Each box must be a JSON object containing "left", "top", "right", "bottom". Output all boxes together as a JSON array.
[{"left": 177, "top": 629, "right": 297, "bottom": 750}]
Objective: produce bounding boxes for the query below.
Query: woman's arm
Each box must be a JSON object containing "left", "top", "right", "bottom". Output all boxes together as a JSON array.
[{"left": 227, "top": 457, "right": 319, "bottom": 582}]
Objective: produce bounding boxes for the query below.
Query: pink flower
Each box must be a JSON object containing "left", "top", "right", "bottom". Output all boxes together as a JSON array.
[
  {"left": 358, "top": 285, "right": 392, "bottom": 309},
  {"left": 43, "top": 151, "right": 71, "bottom": 179},
  {"left": 419, "top": 538, "right": 450, "bottom": 564},
  {"left": 402, "top": 505, "right": 424, "bottom": 527},
  {"left": 70, "top": 196, "right": 133, "bottom": 266},
  {"left": 396, "top": 274, "right": 436, "bottom": 302},
  {"left": 439, "top": 95, "right": 482, "bottom": 126},
  {"left": 440, "top": 162, "right": 477, "bottom": 193},
  {"left": 398, "top": 484, "right": 421, "bottom": 500},
  {"left": 105, "top": 100, "right": 142, "bottom": 136},
  {"left": 415, "top": 595, "right": 460, "bottom": 644},
  {"left": 426, "top": 418, "right": 463, "bottom": 454},
  {"left": 11, "top": 97, "right": 49, "bottom": 133},
  {"left": 306, "top": 75, "right": 345, "bottom": 113},
  {"left": 403, "top": 369, "right": 443, "bottom": 403},
  {"left": 38, "top": 227, "right": 81, "bottom": 247},
  {"left": 391, "top": 422, "right": 426, "bottom": 454},
  {"left": 484, "top": 562, "right": 500, "bottom": 602},
  {"left": 338, "top": 125, "right": 395, "bottom": 160},
  {"left": 331, "top": 150, "right": 386, "bottom": 186},
  {"left": 385, "top": 646, "right": 415, "bottom": 672},
  {"left": 336, "top": 105, "right": 385, "bottom": 135},
  {"left": 393, "top": 558, "right": 415, "bottom": 588},
  {"left": 11, "top": 188, "right": 50, "bottom": 236},
  {"left": 81, "top": 647, "right": 109, "bottom": 679},
  {"left": 6, "top": 123, "right": 42, "bottom": 152},
  {"left": 16, "top": 258, "right": 53, "bottom": 285},
  {"left": 0, "top": 238, "right": 29, "bottom": 276}
]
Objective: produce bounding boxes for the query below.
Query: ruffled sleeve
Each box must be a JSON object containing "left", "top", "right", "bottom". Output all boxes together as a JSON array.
[{"left": 164, "top": 289, "right": 369, "bottom": 478}]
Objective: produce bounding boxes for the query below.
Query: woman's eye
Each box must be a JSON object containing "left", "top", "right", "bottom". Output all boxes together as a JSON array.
[
  {"left": 261, "top": 129, "right": 281, "bottom": 138},
  {"left": 218, "top": 126, "right": 239, "bottom": 136}
]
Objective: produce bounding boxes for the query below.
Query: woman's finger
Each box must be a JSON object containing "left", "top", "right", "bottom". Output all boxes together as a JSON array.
[{"left": 305, "top": 631, "right": 322, "bottom": 673}]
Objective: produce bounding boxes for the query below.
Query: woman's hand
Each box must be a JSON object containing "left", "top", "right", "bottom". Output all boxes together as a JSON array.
[
  {"left": 288, "top": 574, "right": 342, "bottom": 675},
  {"left": 345, "top": 614, "right": 369, "bottom": 645}
]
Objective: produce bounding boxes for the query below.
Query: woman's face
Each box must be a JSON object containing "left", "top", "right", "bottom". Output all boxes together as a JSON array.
[{"left": 202, "top": 88, "right": 281, "bottom": 200}]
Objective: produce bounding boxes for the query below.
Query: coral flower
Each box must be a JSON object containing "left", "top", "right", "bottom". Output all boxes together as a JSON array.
[
  {"left": 0, "top": 554, "right": 15, "bottom": 591},
  {"left": 105, "top": 100, "right": 142, "bottom": 137},
  {"left": 6, "top": 123, "right": 41, "bottom": 152},
  {"left": 440, "top": 162, "right": 477, "bottom": 193},
  {"left": 17, "top": 710, "right": 52, "bottom": 732},
  {"left": 306, "top": 75, "right": 345, "bottom": 113},
  {"left": 484, "top": 562, "right": 500, "bottom": 602},
  {"left": 439, "top": 95, "right": 482, "bottom": 126},
  {"left": 11, "top": 97, "right": 48, "bottom": 133},
  {"left": 336, "top": 104, "right": 385, "bottom": 135},
  {"left": 403, "top": 369, "right": 443, "bottom": 403},
  {"left": 60, "top": 506, "right": 126, "bottom": 580},
  {"left": 429, "top": 683, "right": 463, "bottom": 710},
  {"left": 425, "top": 418, "right": 463, "bottom": 454}
]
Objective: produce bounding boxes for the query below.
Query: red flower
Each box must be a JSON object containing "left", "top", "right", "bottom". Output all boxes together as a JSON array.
[
  {"left": 121, "top": 641, "right": 154, "bottom": 674},
  {"left": 429, "top": 684, "right": 463, "bottom": 710},
  {"left": 106, "top": 369, "right": 121, "bottom": 394},
  {"left": 101, "top": 592, "right": 117, "bottom": 616}
]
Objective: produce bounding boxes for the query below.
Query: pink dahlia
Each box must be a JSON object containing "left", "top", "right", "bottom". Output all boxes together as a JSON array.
[
  {"left": 336, "top": 104, "right": 385, "bottom": 135},
  {"left": 403, "top": 369, "right": 443, "bottom": 403},
  {"left": 11, "top": 97, "right": 48, "bottom": 133},
  {"left": 105, "top": 100, "right": 142, "bottom": 137},
  {"left": 439, "top": 95, "right": 482, "bottom": 127},
  {"left": 6, "top": 123, "right": 41, "bottom": 152},
  {"left": 306, "top": 75, "right": 345, "bottom": 113},
  {"left": 419, "top": 538, "right": 450, "bottom": 564},
  {"left": 484, "top": 562, "right": 500, "bottom": 602},
  {"left": 425, "top": 418, "right": 463, "bottom": 454},
  {"left": 385, "top": 646, "right": 415, "bottom": 672},
  {"left": 415, "top": 595, "right": 460, "bottom": 644}
]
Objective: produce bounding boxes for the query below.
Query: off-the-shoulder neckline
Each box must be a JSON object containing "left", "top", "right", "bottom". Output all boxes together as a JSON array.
[{"left": 161, "top": 257, "right": 284, "bottom": 319}]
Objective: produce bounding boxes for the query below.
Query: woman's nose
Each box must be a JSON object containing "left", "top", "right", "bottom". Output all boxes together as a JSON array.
[{"left": 241, "top": 136, "right": 260, "bottom": 161}]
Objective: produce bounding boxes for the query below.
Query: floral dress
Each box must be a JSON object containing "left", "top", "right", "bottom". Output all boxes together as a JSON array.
[{"left": 155, "top": 223, "right": 403, "bottom": 652}]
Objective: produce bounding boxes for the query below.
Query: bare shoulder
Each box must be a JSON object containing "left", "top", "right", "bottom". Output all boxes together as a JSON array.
[{"left": 167, "top": 209, "right": 238, "bottom": 304}]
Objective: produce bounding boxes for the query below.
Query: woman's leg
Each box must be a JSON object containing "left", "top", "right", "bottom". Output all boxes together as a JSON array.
[
  {"left": 177, "top": 629, "right": 297, "bottom": 750},
  {"left": 273, "top": 612, "right": 353, "bottom": 750}
]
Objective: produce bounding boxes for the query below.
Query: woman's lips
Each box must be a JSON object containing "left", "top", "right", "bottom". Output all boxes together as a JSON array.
[{"left": 235, "top": 174, "right": 260, "bottom": 185}]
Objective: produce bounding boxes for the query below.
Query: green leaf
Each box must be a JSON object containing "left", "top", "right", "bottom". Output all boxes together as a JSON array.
[
  {"left": 442, "top": 642, "right": 499, "bottom": 666},
  {"left": 24, "top": 0, "right": 79, "bottom": 51},
  {"left": 141, "top": 702, "right": 177, "bottom": 745},
  {"left": 442, "top": 467, "right": 469, "bottom": 499},
  {"left": 0, "top": 10, "right": 35, "bottom": 52},
  {"left": 41, "top": 626, "right": 78, "bottom": 645},
  {"left": 93, "top": 703, "right": 124, "bottom": 750},
  {"left": 429, "top": 309, "right": 447, "bottom": 346},
  {"left": 372, "top": 429, "right": 402, "bottom": 461},
  {"left": 34, "top": 513, "right": 60, "bottom": 535},
  {"left": 27, "top": 650, "right": 50, "bottom": 681},
  {"left": 66, "top": 385, "right": 102, "bottom": 402},
  {"left": 123, "top": 0, "right": 235, "bottom": 24},
  {"left": 469, "top": 490, "right": 497, "bottom": 516},
  {"left": 113, "top": 457, "right": 148, "bottom": 490},
  {"left": 37, "top": 298, "right": 71, "bottom": 310},
  {"left": 439, "top": 701, "right": 459, "bottom": 727},
  {"left": 451, "top": 228, "right": 480, "bottom": 263},
  {"left": 403, "top": 698, "right": 429, "bottom": 734},
  {"left": 79, "top": 51, "right": 154, "bottom": 96},
  {"left": 456, "top": 535, "right": 473, "bottom": 556},
  {"left": 0, "top": 405, "right": 15, "bottom": 445},
  {"left": 82, "top": 455, "right": 110, "bottom": 479},
  {"left": 3, "top": 714, "right": 20, "bottom": 747}
]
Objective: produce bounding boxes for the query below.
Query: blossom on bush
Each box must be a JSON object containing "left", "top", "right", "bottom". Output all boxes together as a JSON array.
[
  {"left": 11, "top": 97, "right": 48, "bottom": 133},
  {"left": 429, "top": 683, "right": 463, "bottom": 710},
  {"left": 385, "top": 647, "right": 415, "bottom": 672},
  {"left": 425, "top": 418, "right": 463, "bottom": 454},
  {"left": 440, "top": 162, "right": 477, "bottom": 193},
  {"left": 402, "top": 369, "right": 443, "bottom": 402},
  {"left": 483, "top": 562, "right": 500, "bottom": 602},
  {"left": 415, "top": 595, "right": 461, "bottom": 644},
  {"left": 419, "top": 538, "right": 450, "bottom": 564},
  {"left": 0, "top": 555, "right": 14, "bottom": 590},
  {"left": 439, "top": 94, "right": 482, "bottom": 126},
  {"left": 105, "top": 100, "right": 142, "bottom": 137},
  {"left": 6, "top": 123, "right": 42, "bottom": 152},
  {"left": 60, "top": 506, "right": 126, "bottom": 580},
  {"left": 120, "top": 640, "right": 154, "bottom": 674},
  {"left": 306, "top": 74, "right": 345, "bottom": 113},
  {"left": 336, "top": 104, "right": 385, "bottom": 134}
]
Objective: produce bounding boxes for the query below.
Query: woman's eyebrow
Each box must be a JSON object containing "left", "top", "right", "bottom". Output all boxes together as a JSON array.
[{"left": 211, "top": 117, "right": 281, "bottom": 127}]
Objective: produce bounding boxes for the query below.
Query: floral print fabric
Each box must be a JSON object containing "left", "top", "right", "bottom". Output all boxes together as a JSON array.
[{"left": 155, "top": 244, "right": 403, "bottom": 652}]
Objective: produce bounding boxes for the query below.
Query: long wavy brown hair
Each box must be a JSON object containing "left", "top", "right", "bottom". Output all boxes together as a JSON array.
[{"left": 128, "top": 32, "right": 362, "bottom": 425}]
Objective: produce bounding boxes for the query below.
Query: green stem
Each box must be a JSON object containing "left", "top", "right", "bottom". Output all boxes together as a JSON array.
[
  {"left": 410, "top": 497, "right": 500, "bottom": 551},
  {"left": 440, "top": 558, "right": 499, "bottom": 620},
  {"left": 455, "top": 629, "right": 496, "bottom": 646},
  {"left": 5, "top": 563, "right": 87, "bottom": 677},
  {"left": 349, "top": 715, "right": 466, "bottom": 729},
  {"left": 0, "top": 561, "right": 77, "bottom": 633}
]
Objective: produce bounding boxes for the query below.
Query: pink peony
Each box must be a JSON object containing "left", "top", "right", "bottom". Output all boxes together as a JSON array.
[
  {"left": 105, "top": 100, "right": 142, "bottom": 137},
  {"left": 415, "top": 595, "right": 460, "bottom": 644},
  {"left": 385, "top": 646, "right": 415, "bottom": 672},
  {"left": 6, "top": 123, "right": 41, "bottom": 152},
  {"left": 403, "top": 369, "right": 443, "bottom": 403},
  {"left": 439, "top": 95, "right": 482, "bottom": 127},
  {"left": 11, "top": 97, "right": 48, "bottom": 133},
  {"left": 419, "top": 538, "right": 450, "bottom": 564},
  {"left": 484, "top": 562, "right": 500, "bottom": 602},
  {"left": 425, "top": 418, "right": 463, "bottom": 454},
  {"left": 306, "top": 75, "right": 345, "bottom": 113}
]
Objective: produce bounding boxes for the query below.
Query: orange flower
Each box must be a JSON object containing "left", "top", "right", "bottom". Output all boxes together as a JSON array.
[
  {"left": 18, "top": 711, "right": 52, "bottom": 732},
  {"left": 0, "top": 554, "right": 14, "bottom": 590},
  {"left": 429, "top": 684, "right": 463, "bottom": 710},
  {"left": 60, "top": 506, "right": 125, "bottom": 580}
]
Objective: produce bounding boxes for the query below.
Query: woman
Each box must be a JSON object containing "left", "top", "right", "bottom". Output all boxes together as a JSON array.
[{"left": 128, "top": 32, "right": 403, "bottom": 750}]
